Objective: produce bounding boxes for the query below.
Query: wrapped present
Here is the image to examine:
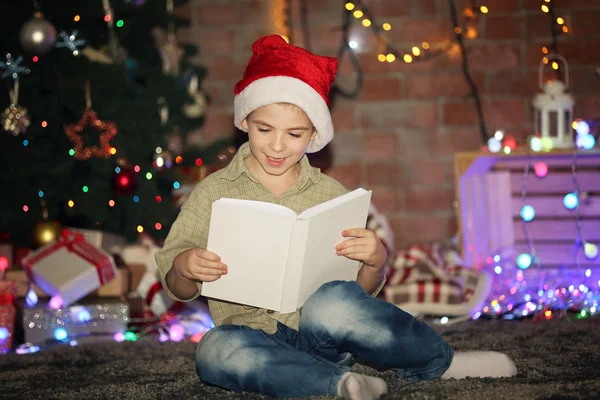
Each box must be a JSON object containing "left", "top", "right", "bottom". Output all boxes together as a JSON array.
[
  {"left": 137, "top": 271, "right": 177, "bottom": 317},
  {"left": 22, "top": 302, "right": 129, "bottom": 344},
  {"left": 67, "top": 228, "right": 126, "bottom": 254},
  {"left": 384, "top": 244, "right": 491, "bottom": 317},
  {"left": 120, "top": 233, "right": 160, "bottom": 273},
  {"left": 0, "top": 281, "right": 17, "bottom": 354},
  {"left": 21, "top": 230, "right": 117, "bottom": 306}
]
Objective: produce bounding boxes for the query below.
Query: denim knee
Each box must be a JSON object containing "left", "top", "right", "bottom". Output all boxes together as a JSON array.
[{"left": 195, "top": 325, "right": 264, "bottom": 388}]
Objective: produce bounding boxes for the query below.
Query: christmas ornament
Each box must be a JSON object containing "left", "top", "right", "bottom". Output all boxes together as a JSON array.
[
  {"left": 0, "top": 53, "right": 31, "bottom": 80},
  {"left": 183, "top": 74, "right": 208, "bottom": 119},
  {"left": 533, "top": 54, "right": 574, "bottom": 149},
  {"left": 55, "top": 30, "right": 86, "bottom": 56},
  {"left": 32, "top": 219, "right": 62, "bottom": 248},
  {"left": 64, "top": 81, "right": 118, "bottom": 161},
  {"left": 19, "top": 12, "right": 57, "bottom": 56},
  {"left": 113, "top": 166, "right": 138, "bottom": 196},
  {"left": 152, "top": 27, "right": 183, "bottom": 76},
  {"left": 2, "top": 80, "right": 31, "bottom": 136}
]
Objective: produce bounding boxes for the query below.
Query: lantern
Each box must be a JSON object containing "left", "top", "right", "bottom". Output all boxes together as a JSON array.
[{"left": 532, "top": 54, "right": 574, "bottom": 149}]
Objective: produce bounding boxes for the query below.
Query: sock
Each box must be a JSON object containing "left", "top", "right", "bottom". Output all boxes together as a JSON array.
[
  {"left": 441, "top": 351, "right": 517, "bottom": 380},
  {"left": 337, "top": 372, "right": 388, "bottom": 400}
]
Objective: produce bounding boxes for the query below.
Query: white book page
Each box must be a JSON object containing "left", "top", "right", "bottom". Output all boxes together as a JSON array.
[
  {"left": 217, "top": 198, "right": 297, "bottom": 218},
  {"left": 202, "top": 202, "right": 296, "bottom": 310},
  {"left": 279, "top": 219, "right": 309, "bottom": 313},
  {"left": 298, "top": 188, "right": 368, "bottom": 220},
  {"left": 296, "top": 190, "right": 372, "bottom": 308}
]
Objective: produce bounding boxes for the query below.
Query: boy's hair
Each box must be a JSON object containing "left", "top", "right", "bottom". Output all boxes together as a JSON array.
[{"left": 233, "top": 35, "right": 338, "bottom": 153}]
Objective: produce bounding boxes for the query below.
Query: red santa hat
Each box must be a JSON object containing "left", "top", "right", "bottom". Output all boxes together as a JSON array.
[{"left": 234, "top": 35, "right": 338, "bottom": 153}]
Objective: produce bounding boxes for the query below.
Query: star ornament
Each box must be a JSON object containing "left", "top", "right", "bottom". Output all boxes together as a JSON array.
[
  {"left": 55, "top": 30, "right": 87, "bottom": 56},
  {"left": 0, "top": 53, "right": 31, "bottom": 80},
  {"left": 64, "top": 108, "right": 118, "bottom": 160}
]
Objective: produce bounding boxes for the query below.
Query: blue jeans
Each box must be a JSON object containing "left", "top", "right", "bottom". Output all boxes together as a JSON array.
[{"left": 196, "top": 281, "right": 453, "bottom": 398}]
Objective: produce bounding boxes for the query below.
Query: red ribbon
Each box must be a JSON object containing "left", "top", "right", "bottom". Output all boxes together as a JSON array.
[
  {"left": 23, "top": 229, "right": 115, "bottom": 285},
  {"left": 146, "top": 282, "right": 163, "bottom": 307}
]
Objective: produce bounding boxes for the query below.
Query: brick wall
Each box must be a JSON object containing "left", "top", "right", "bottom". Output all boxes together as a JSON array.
[{"left": 176, "top": 0, "right": 600, "bottom": 251}]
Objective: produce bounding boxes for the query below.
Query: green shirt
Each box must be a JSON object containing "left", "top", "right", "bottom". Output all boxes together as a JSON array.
[{"left": 155, "top": 142, "right": 385, "bottom": 334}]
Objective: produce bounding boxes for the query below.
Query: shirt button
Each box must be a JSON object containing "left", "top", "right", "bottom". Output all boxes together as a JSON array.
[{"left": 266, "top": 310, "right": 274, "bottom": 314}]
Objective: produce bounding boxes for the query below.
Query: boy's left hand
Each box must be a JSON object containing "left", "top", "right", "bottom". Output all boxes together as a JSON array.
[{"left": 335, "top": 228, "right": 388, "bottom": 269}]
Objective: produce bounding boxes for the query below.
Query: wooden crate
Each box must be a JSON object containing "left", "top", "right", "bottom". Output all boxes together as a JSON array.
[{"left": 454, "top": 149, "right": 600, "bottom": 279}]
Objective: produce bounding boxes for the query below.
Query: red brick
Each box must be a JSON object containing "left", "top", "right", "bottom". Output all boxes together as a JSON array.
[
  {"left": 467, "top": 44, "right": 521, "bottom": 71},
  {"left": 484, "top": 15, "right": 524, "bottom": 40},
  {"left": 203, "top": 82, "right": 234, "bottom": 108},
  {"left": 359, "top": 52, "right": 438, "bottom": 73},
  {"left": 560, "top": 38, "right": 600, "bottom": 65},
  {"left": 195, "top": 3, "right": 239, "bottom": 25},
  {"left": 199, "top": 29, "right": 235, "bottom": 54},
  {"left": 359, "top": 78, "right": 402, "bottom": 101},
  {"left": 570, "top": 10, "right": 600, "bottom": 37},
  {"left": 391, "top": 214, "right": 454, "bottom": 248},
  {"left": 364, "top": 0, "right": 414, "bottom": 17},
  {"left": 416, "top": 0, "right": 437, "bottom": 15},
  {"left": 331, "top": 134, "right": 363, "bottom": 164},
  {"left": 371, "top": 187, "right": 402, "bottom": 213},
  {"left": 306, "top": 0, "right": 342, "bottom": 20},
  {"left": 176, "top": 27, "right": 194, "bottom": 45},
  {"left": 404, "top": 186, "right": 455, "bottom": 212},
  {"left": 575, "top": 98, "right": 600, "bottom": 121},
  {"left": 395, "top": 129, "right": 434, "bottom": 159},
  {"left": 403, "top": 72, "right": 484, "bottom": 99},
  {"left": 200, "top": 112, "right": 234, "bottom": 142},
  {"left": 364, "top": 132, "right": 398, "bottom": 161},
  {"left": 366, "top": 161, "right": 401, "bottom": 186},
  {"left": 393, "top": 18, "right": 452, "bottom": 44},
  {"left": 443, "top": 101, "right": 479, "bottom": 126},
  {"left": 484, "top": 99, "right": 528, "bottom": 127},
  {"left": 481, "top": 0, "right": 521, "bottom": 12},
  {"left": 331, "top": 105, "right": 357, "bottom": 133},
  {"left": 360, "top": 102, "right": 438, "bottom": 130},
  {"left": 569, "top": 68, "right": 600, "bottom": 95},
  {"left": 486, "top": 70, "right": 539, "bottom": 96},
  {"left": 526, "top": 14, "right": 553, "bottom": 39},
  {"left": 327, "top": 163, "right": 362, "bottom": 188},
  {"left": 203, "top": 56, "right": 246, "bottom": 81},
  {"left": 522, "top": 0, "right": 593, "bottom": 10},
  {"left": 399, "top": 158, "right": 448, "bottom": 186},
  {"left": 434, "top": 128, "right": 485, "bottom": 155}
]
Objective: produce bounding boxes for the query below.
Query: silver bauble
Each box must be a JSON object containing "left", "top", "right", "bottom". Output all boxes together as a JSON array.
[{"left": 19, "top": 13, "right": 57, "bottom": 56}]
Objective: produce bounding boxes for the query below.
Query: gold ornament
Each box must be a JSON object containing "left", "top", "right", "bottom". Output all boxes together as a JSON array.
[
  {"left": 32, "top": 220, "right": 62, "bottom": 248},
  {"left": 2, "top": 103, "right": 31, "bottom": 136}
]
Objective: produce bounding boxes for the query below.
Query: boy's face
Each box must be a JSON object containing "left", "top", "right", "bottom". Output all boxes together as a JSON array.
[{"left": 241, "top": 103, "right": 317, "bottom": 180}]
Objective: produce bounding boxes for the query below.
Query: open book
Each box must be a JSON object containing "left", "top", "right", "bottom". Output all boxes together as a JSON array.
[{"left": 201, "top": 188, "right": 372, "bottom": 313}]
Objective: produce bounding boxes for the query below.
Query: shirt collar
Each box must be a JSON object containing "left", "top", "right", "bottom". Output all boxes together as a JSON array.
[{"left": 220, "top": 142, "right": 321, "bottom": 185}]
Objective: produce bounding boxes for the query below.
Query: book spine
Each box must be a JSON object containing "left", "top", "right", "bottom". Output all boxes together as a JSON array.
[{"left": 279, "top": 219, "right": 309, "bottom": 313}]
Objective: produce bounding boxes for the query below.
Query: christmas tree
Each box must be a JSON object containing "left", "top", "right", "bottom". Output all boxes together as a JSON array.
[{"left": 0, "top": 0, "right": 229, "bottom": 247}]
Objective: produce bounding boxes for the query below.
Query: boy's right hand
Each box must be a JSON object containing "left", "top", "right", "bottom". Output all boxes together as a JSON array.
[{"left": 172, "top": 248, "right": 228, "bottom": 283}]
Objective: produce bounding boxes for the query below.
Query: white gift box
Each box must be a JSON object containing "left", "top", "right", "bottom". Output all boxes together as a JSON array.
[
  {"left": 67, "top": 228, "right": 126, "bottom": 254},
  {"left": 22, "top": 231, "right": 117, "bottom": 306}
]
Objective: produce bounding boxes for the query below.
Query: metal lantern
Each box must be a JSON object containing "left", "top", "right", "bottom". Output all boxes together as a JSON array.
[{"left": 532, "top": 54, "right": 575, "bottom": 149}]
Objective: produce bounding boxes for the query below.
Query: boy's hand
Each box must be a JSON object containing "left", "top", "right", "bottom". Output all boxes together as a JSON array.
[
  {"left": 335, "top": 228, "right": 388, "bottom": 270},
  {"left": 173, "top": 248, "right": 228, "bottom": 283}
]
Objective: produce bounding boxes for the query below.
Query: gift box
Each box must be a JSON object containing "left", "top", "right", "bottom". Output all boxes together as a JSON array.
[
  {"left": 0, "top": 281, "right": 17, "bottom": 354},
  {"left": 22, "top": 230, "right": 117, "bottom": 306},
  {"left": 22, "top": 302, "right": 129, "bottom": 344},
  {"left": 67, "top": 228, "right": 126, "bottom": 254},
  {"left": 137, "top": 271, "right": 177, "bottom": 317}
]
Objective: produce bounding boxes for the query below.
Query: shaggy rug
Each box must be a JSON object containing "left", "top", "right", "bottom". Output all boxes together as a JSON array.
[{"left": 1, "top": 318, "right": 599, "bottom": 399}]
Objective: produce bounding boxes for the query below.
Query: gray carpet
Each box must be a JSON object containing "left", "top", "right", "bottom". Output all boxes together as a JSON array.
[{"left": 1, "top": 318, "right": 600, "bottom": 399}]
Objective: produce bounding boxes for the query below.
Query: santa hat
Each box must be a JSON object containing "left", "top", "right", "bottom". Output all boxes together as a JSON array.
[{"left": 234, "top": 35, "right": 338, "bottom": 153}]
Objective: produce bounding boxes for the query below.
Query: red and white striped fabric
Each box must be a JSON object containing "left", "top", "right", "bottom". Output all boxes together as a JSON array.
[{"left": 384, "top": 244, "right": 490, "bottom": 316}]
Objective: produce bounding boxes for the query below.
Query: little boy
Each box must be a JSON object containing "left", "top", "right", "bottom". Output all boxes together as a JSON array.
[{"left": 155, "top": 35, "right": 517, "bottom": 400}]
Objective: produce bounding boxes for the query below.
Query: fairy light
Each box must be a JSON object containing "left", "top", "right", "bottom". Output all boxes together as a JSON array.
[
  {"left": 108, "top": 199, "right": 115, "bottom": 207},
  {"left": 353, "top": 10, "right": 363, "bottom": 18},
  {"left": 480, "top": 6, "right": 489, "bottom": 14},
  {"left": 541, "top": 5, "right": 549, "bottom": 12},
  {"left": 412, "top": 46, "right": 421, "bottom": 56},
  {"left": 403, "top": 54, "right": 413, "bottom": 63},
  {"left": 68, "top": 200, "right": 74, "bottom": 208},
  {"left": 386, "top": 54, "right": 395, "bottom": 62},
  {"left": 41, "top": 121, "right": 47, "bottom": 128},
  {"left": 74, "top": 15, "right": 80, "bottom": 22},
  {"left": 345, "top": 2, "right": 355, "bottom": 11},
  {"left": 137, "top": 225, "right": 144, "bottom": 233},
  {"left": 378, "top": 54, "right": 386, "bottom": 62},
  {"left": 382, "top": 23, "right": 391, "bottom": 31},
  {"left": 362, "top": 19, "right": 371, "bottom": 27}
]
